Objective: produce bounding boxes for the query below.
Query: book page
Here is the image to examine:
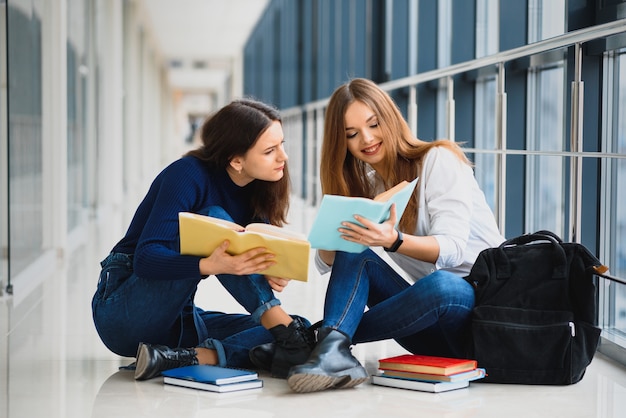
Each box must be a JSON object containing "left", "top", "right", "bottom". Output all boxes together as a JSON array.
[
  {"left": 307, "top": 177, "right": 418, "bottom": 253},
  {"left": 179, "top": 212, "right": 310, "bottom": 281},
  {"left": 182, "top": 213, "right": 245, "bottom": 231},
  {"left": 245, "top": 223, "right": 307, "bottom": 242},
  {"left": 373, "top": 180, "right": 410, "bottom": 202}
]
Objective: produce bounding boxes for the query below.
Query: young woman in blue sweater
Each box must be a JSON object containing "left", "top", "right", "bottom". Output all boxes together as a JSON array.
[{"left": 92, "top": 99, "right": 312, "bottom": 380}]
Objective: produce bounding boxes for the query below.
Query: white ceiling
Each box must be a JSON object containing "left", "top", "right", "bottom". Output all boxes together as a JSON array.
[{"left": 141, "top": 0, "right": 269, "bottom": 93}]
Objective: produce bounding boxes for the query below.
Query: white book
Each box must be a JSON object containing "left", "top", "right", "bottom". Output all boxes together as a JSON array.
[
  {"left": 163, "top": 376, "right": 263, "bottom": 393},
  {"left": 371, "top": 374, "right": 470, "bottom": 393}
]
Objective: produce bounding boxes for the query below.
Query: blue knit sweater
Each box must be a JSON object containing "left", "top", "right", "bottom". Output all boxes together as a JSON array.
[{"left": 112, "top": 156, "right": 257, "bottom": 281}]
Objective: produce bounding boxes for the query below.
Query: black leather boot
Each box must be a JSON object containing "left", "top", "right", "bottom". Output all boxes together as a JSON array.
[
  {"left": 249, "top": 317, "right": 315, "bottom": 378},
  {"left": 134, "top": 342, "right": 199, "bottom": 380},
  {"left": 287, "top": 327, "right": 369, "bottom": 393}
]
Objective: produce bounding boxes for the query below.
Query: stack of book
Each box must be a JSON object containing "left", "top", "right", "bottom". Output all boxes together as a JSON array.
[
  {"left": 161, "top": 365, "right": 263, "bottom": 393},
  {"left": 371, "top": 354, "right": 486, "bottom": 393}
]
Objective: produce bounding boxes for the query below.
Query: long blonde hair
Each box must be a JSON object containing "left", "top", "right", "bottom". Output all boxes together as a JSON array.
[{"left": 320, "top": 78, "right": 470, "bottom": 232}]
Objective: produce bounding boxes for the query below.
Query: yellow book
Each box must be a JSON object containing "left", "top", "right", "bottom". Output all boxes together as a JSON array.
[{"left": 178, "top": 212, "right": 310, "bottom": 282}]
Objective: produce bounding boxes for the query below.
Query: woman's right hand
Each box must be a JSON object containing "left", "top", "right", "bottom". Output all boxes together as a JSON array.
[{"left": 198, "top": 240, "right": 276, "bottom": 276}]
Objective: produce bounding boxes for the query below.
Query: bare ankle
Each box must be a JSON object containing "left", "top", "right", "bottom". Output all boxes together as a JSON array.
[
  {"left": 195, "top": 347, "right": 218, "bottom": 365},
  {"left": 260, "top": 306, "right": 293, "bottom": 329}
]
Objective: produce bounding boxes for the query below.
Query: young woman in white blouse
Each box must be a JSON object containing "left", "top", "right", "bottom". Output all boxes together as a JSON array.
[{"left": 287, "top": 78, "right": 505, "bottom": 393}]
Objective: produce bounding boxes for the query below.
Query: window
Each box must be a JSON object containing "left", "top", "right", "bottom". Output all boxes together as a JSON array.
[
  {"left": 600, "top": 48, "right": 626, "bottom": 346},
  {"left": 67, "top": 0, "right": 91, "bottom": 232},
  {"left": 525, "top": 61, "right": 566, "bottom": 234},
  {"left": 524, "top": 0, "right": 566, "bottom": 235},
  {"left": 436, "top": 0, "right": 452, "bottom": 139},
  {"left": 7, "top": 0, "right": 46, "bottom": 276},
  {"left": 473, "top": 0, "right": 500, "bottom": 212}
]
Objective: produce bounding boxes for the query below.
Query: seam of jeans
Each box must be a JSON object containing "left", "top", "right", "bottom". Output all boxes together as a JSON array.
[{"left": 334, "top": 257, "right": 369, "bottom": 332}]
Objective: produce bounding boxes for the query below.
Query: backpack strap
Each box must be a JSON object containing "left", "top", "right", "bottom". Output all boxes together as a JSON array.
[{"left": 494, "top": 231, "right": 568, "bottom": 280}]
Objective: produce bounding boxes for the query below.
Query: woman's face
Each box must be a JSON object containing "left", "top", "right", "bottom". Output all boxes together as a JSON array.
[
  {"left": 344, "top": 100, "right": 386, "bottom": 171},
  {"left": 231, "top": 120, "right": 288, "bottom": 185}
]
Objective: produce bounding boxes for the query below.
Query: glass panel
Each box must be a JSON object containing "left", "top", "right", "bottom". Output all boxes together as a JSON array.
[
  {"left": 613, "top": 160, "right": 626, "bottom": 333},
  {"left": 474, "top": 0, "right": 500, "bottom": 213},
  {"left": 526, "top": 64, "right": 566, "bottom": 234},
  {"left": 610, "top": 51, "right": 626, "bottom": 334},
  {"left": 436, "top": 0, "right": 451, "bottom": 139},
  {"left": 528, "top": 0, "right": 565, "bottom": 43},
  {"left": 476, "top": 0, "right": 499, "bottom": 58},
  {"left": 615, "top": 52, "right": 626, "bottom": 281},
  {"left": 474, "top": 76, "right": 497, "bottom": 210},
  {"left": 0, "top": 1, "right": 7, "bottom": 293},
  {"left": 67, "top": 0, "right": 89, "bottom": 231},
  {"left": 7, "top": 0, "right": 45, "bottom": 276}
]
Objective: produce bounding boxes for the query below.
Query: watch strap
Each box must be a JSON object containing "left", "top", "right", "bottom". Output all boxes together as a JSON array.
[{"left": 384, "top": 229, "right": 404, "bottom": 252}]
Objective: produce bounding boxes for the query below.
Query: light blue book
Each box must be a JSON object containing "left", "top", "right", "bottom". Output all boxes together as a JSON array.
[{"left": 308, "top": 177, "right": 418, "bottom": 253}]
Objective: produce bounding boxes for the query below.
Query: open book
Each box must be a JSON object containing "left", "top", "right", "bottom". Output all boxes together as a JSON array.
[
  {"left": 307, "top": 177, "right": 418, "bottom": 253},
  {"left": 179, "top": 212, "right": 310, "bottom": 281}
]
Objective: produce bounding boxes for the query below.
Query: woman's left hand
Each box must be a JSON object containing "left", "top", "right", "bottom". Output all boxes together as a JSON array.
[
  {"left": 265, "top": 275, "right": 291, "bottom": 292},
  {"left": 339, "top": 204, "right": 400, "bottom": 249}
]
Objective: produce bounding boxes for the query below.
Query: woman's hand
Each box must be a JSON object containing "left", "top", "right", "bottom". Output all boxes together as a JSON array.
[
  {"left": 338, "top": 203, "right": 399, "bottom": 249},
  {"left": 265, "top": 275, "right": 291, "bottom": 292},
  {"left": 198, "top": 240, "right": 276, "bottom": 276}
]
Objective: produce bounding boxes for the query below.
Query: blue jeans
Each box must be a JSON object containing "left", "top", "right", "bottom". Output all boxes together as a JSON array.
[
  {"left": 91, "top": 206, "right": 308, "bottom": 368},
  {"left": 322, "top": 249, "right": 475, "bottom": 358}
]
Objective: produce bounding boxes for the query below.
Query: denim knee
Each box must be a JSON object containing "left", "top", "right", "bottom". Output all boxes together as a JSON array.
[{"left": 419, "top": 270, "right": 475, "bottom": 311}]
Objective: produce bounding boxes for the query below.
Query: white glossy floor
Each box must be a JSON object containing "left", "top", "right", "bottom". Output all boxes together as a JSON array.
[{"left": 2, "top": 198, "right": 626, "bottom": 418}]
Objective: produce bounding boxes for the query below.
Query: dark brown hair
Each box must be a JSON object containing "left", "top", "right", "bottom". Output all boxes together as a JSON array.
[{"left": 186, "top": 99, "right": 290, "bottom": 226}]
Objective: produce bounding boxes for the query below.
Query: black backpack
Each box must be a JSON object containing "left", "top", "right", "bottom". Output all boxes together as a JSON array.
[{"left": 465, "top": 231, "right": 607, "bottom": 385}]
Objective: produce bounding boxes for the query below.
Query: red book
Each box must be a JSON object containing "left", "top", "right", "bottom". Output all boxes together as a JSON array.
[{"left": 378, "top": 354, "right": 477, "bottom": 376}]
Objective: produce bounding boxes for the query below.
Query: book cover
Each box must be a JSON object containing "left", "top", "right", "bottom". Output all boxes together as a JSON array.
[
  {"left": 163, "top": 376, "right": 263, "bottom": 393},
  {"left": 371, "top": 374, "right": 470, "bottom": 393},
  {"left": 179, "top": 212, "right": 311, "bottom": 282},
  {"left": 161, "top": 364, "right": 258, "bottom": 385},
  {"left": 380, "top": 368, "right": 486, "bottom": 383},
  {"left": 378, "top": 354, "right": 478, "bottom": 376},
  {"left": 307, "top": 177, "right": 418, "bottom": 253}
]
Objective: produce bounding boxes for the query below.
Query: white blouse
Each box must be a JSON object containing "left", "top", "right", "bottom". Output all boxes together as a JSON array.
[{"left": 314, "top": 146, "right": 505, "bottom": 281}]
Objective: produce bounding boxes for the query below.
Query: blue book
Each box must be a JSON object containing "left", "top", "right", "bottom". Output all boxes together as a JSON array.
[
  {"left": 161, "top": 365, "right": 258, "bottom": 385},
  {"left": 308, "top": 177, "right": 418, "bottom": 253}
]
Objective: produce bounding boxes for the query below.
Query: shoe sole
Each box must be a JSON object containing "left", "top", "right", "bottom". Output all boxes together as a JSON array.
[
  {"left": 287, "top": 367, "right": 369, "bottom": 393},
  {"left": 134, "top": 343, "right": 151, "bottom": 380}
]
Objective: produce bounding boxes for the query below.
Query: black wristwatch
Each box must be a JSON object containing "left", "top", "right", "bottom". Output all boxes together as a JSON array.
[{"left": 384, "top": 229, "right": 404, "bottom": 252}]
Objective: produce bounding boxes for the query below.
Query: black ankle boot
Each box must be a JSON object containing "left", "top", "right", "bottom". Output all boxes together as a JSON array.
[
  {"left": 134, "top": 342, "right": 199, "bottom": 380},
  {"left": 249, "top": 317, "right": 315, "bottom": 378},
  {"left": 286, "top": 327, "right": 369, "bottom": 393}
]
